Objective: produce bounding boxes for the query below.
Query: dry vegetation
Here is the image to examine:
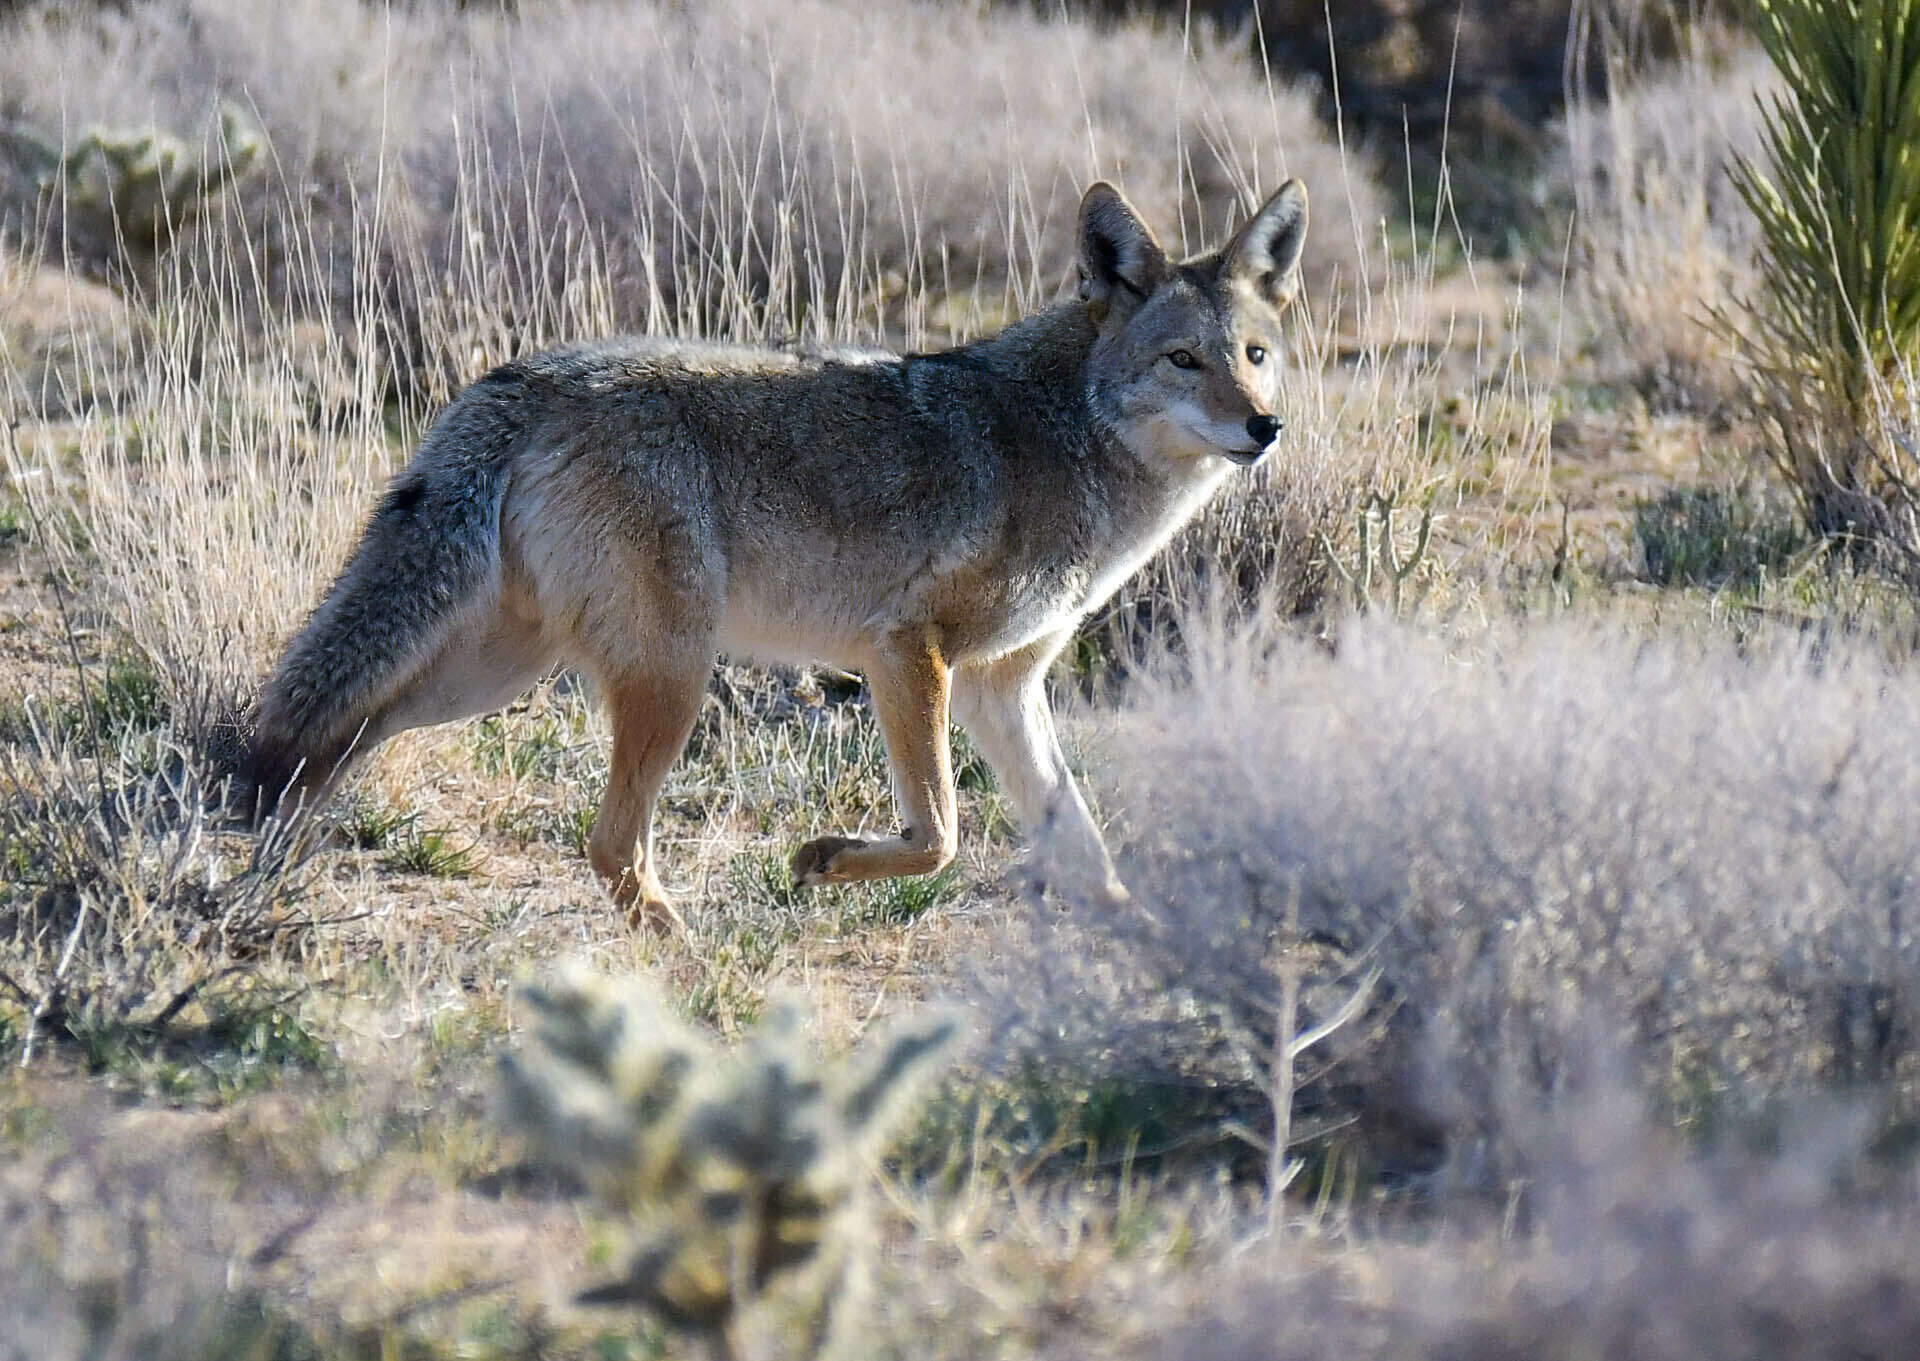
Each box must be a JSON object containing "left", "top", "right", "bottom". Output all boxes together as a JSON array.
[{"left": 4, "top": 1, "right": 1920, "bottom": 1358}]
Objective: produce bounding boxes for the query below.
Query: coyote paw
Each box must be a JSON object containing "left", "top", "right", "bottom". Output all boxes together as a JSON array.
[
  {"left": 1029, "top": 868, "right": 1131, "bottom": 910},
  {"left": 595, "top": 856, "right": 684, "bottom": 934},
  {"left": 622, "top": 891, "right": 685, "bottom": 936},
  {"left": 790, "top": 835, "right": 868, "bottom": 887}
]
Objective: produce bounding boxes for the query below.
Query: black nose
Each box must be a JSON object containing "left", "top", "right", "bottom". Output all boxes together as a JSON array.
[{"left": 1246, "top": 413, "right": 1282, "bottom": 446}]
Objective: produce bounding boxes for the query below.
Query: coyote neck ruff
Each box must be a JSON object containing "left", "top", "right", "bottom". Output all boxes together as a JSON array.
[{"left": 247, "top": 178, "right": 1310, "bottom": 927}]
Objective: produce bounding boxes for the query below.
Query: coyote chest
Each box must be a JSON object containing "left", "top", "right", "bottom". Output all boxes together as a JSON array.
[{"left": 888, "top": 461, "right": 1228, "bottom": 662}]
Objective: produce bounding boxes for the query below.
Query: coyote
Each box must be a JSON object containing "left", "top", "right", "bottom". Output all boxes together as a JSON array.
[{"left": 247, "top": 178, "right": 1308, "bottom": 926}]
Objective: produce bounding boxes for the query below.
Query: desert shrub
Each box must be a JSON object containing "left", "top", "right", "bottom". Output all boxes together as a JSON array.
[
  {"left": 0, "top": 2, "right": 432, "bottom": 336},
  {"left": 0, "top": 663, "right": 324, "bottom": 1067},
  {"left": 1727, "top": 0, "right": 1920, "bottom": 559},
  {"left": 1068, "top": 0, "right": 1715, "bottom": 253},
  {"left": 1084, "top": 1080, "right": 1920, "bottom": 1361},
  {"left": 0, "top": 265, "right": 393, "bottom": 726},
  {"left": 981, "top": 612, "right": 1920, "bottom": 1186}
]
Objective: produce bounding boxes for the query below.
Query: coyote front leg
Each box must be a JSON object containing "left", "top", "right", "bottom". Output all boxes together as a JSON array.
[
  {"left": 791, "top": 626, "right": 958, "bottom": 886},
  {"left": 952, "top": 633, "right": 1127, "bottom": 906}
]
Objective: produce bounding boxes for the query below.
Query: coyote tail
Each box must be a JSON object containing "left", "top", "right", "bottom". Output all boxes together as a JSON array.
[{"left": 244, "top": 376, "right": 523, "bottom": 812}]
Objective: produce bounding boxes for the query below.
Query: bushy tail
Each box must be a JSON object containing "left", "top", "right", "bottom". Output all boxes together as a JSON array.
[{"left": 244, "top": 382, "right": 523, "bottom": 815}]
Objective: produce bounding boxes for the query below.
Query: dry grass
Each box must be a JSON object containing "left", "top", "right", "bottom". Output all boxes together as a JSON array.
[
  {"left": 0, "top": 0, "right": 1382, "bottom": 356},
  {"left": 0, "top": 0, "right": 1397, "bottom": 721},
  {"left": 1558, "top": 19, "right": 1774, "bottom": 414},
  {"left": 3, "top": 1, "right": 1919, "bottom": 1359}
]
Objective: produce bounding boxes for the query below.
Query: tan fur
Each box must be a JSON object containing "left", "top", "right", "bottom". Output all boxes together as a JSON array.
[{"left": 247, "top": 179, "right": 1310, "bottom": 928}]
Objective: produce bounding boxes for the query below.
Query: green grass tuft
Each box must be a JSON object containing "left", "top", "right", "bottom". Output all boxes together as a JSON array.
[
  {"left": 381, "top": 823, "right": 483, "bottom": 879},
  {"left": 64, "top": 990, "right": 329, "bottom": 1104},
  {"left": 336, "top": 795, "right": 412, "bottom": 850},
  {"left": 1634, "top": 485, "right": 1807, "bottom": 589}
]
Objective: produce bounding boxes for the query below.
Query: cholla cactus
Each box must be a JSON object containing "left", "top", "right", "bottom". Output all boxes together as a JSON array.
[
  {"left": 2, "top": 102, "right": 261, "bottom": 250},
  {"left": 499, "top": 966, "right": 957, "bottom": 1358}
]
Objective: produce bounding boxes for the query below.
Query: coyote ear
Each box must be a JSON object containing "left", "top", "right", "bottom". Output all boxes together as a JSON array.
[
  {"left": 1224, "top": 179, "right": 1308, "bottom": 305},
  {"left": 1077, "top": 182, "right": 1167, "bottom": 318}
]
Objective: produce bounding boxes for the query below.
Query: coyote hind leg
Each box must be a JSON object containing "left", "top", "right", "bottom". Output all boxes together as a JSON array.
[
  {"left": 587, "top": 661, "right": 710, "bottom": 931},
  {"left": 361, "top": 604, "right": 555, "bottom": 746},
  {"left": 790, "top": 626, "right": 957, "bottom": 887}
]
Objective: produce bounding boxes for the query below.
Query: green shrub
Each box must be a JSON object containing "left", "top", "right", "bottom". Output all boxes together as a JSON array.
[
  {"left": 0, "top": 101, "right": 261, "bottom": 252},
  {"left": 1633, "top": 484, "right": 1806, "bottom": 589}
]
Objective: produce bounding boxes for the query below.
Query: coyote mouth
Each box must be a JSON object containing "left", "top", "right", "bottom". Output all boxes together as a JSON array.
[{"left": 1222, "top": 446, "right": 1269, "bottom": 467}]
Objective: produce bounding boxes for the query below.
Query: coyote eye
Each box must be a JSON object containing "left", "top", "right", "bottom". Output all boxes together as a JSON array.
[
  {"left": 1246, "top": 344, "right": 1267, "bottom": 365},
  {"left": 1167, "top": 349, "right": 1199, "bottom": 370}
]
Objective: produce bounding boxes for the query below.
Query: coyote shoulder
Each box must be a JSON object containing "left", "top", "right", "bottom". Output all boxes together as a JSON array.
[{"left": 247, "top": 178, "right": 1310, "bottom": 926}]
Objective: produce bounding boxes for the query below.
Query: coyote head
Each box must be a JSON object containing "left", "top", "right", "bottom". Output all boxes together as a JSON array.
[{"left": 1077, "top": 177, "right": 1308, "bottom": 468}]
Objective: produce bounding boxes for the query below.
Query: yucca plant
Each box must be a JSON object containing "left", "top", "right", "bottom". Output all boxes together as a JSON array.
[{"left": 1728, "top": 0, "right": 1920, "bottom": 548}]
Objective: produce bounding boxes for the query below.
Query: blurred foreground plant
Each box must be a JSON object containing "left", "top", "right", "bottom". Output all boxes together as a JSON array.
[{"left": 499, "top": 966, "right": 957, "bottom": 1359}]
